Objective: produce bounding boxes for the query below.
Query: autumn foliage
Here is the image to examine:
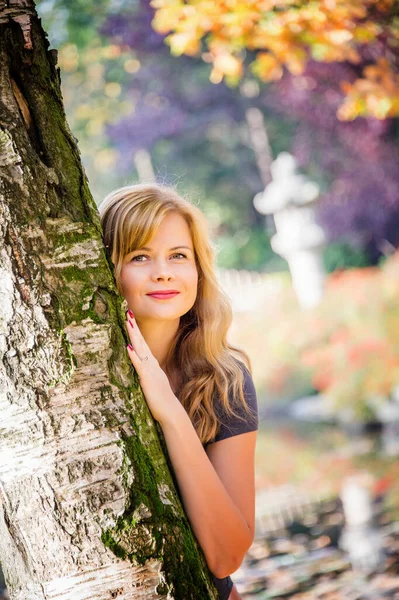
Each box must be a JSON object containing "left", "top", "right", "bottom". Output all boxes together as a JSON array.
[
  {"left": 151, "top": 0, "right": 399, "bottom": 120},
  {"left": 229, "top": 253, "right": 399, "bottom": 421},
  {"left": 298, "top": 257, "right": 399, "bottom": 419}
]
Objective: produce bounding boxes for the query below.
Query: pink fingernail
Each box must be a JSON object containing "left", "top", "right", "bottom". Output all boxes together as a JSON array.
[
  {"left": 128, "top": 319, "right": 134, "bottom": 328},
  {"left": 127, "top": 343, "right": 133, "bottom": 351},
  {"left": 128, "top": 310, "right": 134, "bottom": 319}
]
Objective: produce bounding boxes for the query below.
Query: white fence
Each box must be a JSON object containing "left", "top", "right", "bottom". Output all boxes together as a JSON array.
[
  {"left": 254, "top": 485, "right": 323, "bottom": 538},
  {"left": 216, "top": 268, "right": 285, "bottom": 313}
]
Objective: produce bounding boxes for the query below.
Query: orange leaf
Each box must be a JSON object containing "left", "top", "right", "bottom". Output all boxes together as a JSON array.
[{"left": 251, "top": 52, "right": 283, "bottom": 81}]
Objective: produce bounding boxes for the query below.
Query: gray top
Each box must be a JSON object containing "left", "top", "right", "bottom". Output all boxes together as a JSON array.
[
  {"left": 204, "top": 365, "right": 259, "bottom": 599},
  {"left": 205, "top": 365, "right": 259, "bottom": 446}
]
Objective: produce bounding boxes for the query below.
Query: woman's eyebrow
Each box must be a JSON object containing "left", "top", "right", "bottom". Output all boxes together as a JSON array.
[{"left": 138, "top": 245, "right": 193, "bottom": 251}]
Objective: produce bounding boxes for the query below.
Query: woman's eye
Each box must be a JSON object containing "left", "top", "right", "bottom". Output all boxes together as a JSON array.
[
  {"left": 131, "top": 252, "right": 187, "bottom": 262},
  {"left": 131, "top": 254, "right": 148, "bottom": 262}
]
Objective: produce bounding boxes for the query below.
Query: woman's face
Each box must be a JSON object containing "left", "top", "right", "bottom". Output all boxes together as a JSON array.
[{"left": 120, "top": 211, "right": 199, "bottom": 324}]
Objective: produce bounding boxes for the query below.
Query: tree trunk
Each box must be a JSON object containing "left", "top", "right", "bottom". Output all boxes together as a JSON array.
[{"left": 0, "top": 2, "right": 218, "bottom": 598}]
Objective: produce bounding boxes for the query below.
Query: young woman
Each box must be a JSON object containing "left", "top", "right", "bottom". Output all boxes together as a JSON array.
[{"left": 99, "top": 183, "right": 259, "bottom": 600}]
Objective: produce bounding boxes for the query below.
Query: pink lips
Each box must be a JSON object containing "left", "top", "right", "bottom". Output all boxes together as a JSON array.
[{"left": 147, "top": 290, "right": 180, "bottom": 300}]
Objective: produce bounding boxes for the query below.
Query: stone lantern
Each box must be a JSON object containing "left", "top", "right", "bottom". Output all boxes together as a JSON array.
[{"left": 254, "top": 152, "right": 326, "bottom": 309}]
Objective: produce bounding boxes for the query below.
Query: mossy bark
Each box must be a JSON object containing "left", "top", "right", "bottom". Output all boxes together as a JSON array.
[{"left": 0, "top": 2, "right": 218, "bottom": 599}]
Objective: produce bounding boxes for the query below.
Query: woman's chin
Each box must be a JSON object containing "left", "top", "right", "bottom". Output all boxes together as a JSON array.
[{"left": 139, "top": 312, "right": 183, "bottom": 323}]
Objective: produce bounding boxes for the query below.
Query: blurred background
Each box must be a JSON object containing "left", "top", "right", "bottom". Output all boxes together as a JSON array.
[{"left": 2, "top": 1, "right": 399, "bottom": 598}]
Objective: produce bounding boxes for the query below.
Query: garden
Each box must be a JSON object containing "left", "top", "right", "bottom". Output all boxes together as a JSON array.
[
  {"left": 228, "top": 254, "right": 399, "bottom": 597},
  {"left": 1, "top": 0, "right": 399, "bottom": 598}
]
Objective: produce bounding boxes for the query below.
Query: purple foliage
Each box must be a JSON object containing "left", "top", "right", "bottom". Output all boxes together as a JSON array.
[
  {"left": 263, "top": 59, "right": 399, "bottom": 259},
  {"left": 100, "top": 0, "right": 165, "bottom": 53},
  {"left": 102, "top": 2, "right": 244, "bottom": 167}
]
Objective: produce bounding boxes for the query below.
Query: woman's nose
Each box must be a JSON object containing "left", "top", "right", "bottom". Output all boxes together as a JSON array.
[{"left": 151, "top": 260, "right": 174, "bottom": 281}]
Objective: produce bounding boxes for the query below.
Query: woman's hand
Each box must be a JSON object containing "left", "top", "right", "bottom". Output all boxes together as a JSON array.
[{"left": 125, "top": 311, "right": 180, "bottom": 424}]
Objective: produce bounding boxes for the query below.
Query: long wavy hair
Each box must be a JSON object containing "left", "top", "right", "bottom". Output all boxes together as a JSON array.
[{"left": 99, "top": 182, "right": 253, "bottom": 445}]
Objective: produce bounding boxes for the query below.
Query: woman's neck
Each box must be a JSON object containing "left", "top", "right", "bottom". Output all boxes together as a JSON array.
[{"left": 136, "top": 317, "right": 180, "bottom": 372}]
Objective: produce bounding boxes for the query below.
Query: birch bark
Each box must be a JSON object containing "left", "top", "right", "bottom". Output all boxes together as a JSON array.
[{"left": 0, "top": 2, "right": 218, "bottom": 598}]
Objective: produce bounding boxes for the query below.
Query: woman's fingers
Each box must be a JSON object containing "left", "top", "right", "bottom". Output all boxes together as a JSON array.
[
  {"left": 126, "top": 343, "right": 141, "bottom": 369},
  {"left": 126, "top": 312, "right": 146, "bottom": 345},
  {"left": 125, "top": 311, "right": 152, "bottom": 367}
]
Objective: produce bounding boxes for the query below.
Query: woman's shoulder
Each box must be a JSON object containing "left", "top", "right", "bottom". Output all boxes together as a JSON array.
[
  {"left": 230, "top": 358, "right": 257, "bottom": 409},
  {"left": 208, "top": 359, "right": 259, "bottom": 445}
]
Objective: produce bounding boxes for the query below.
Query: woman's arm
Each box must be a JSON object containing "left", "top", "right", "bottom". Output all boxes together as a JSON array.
[
  {"left": 124, "top": 314, "right": 257, "bottom": 578},
  {"left": 159, "top": 403, "right": 257, "bottom": 579}
]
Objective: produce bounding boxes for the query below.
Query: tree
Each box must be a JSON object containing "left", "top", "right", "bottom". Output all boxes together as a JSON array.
[
  {"left": 100, "top": 0, "right": 277, "bottom": 271},
  {"left": 0, "top": 2, "right": 218, "bottom": 598},
  {"left": 151, "top": 0, "right": 399, "bottom": 120},
  {"left": 148, "top": 0, "right": 399, "bottom": 262},
  {"left": 34, "top": 0, "right": 278, "bottom": 272},
  {"left": 34, "top": 1, "right": 399, "bottom": 271}
]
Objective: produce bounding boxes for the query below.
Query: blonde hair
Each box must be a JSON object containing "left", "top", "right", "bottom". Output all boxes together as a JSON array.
[{"left": 99, "top": 182, "right": 253, "bottom": 445}]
